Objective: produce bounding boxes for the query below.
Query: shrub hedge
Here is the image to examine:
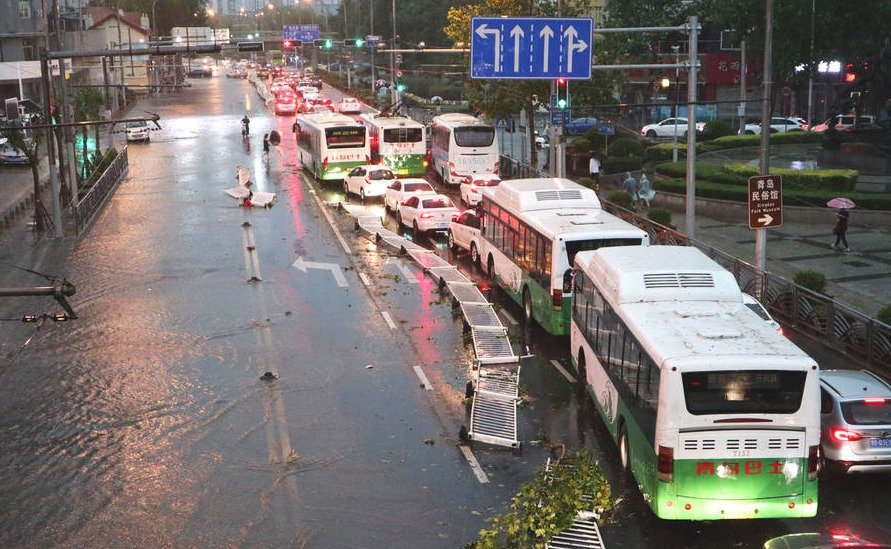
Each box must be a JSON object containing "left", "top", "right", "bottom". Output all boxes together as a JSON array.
[
  {"left": 655, "top": 162, "right": 747, "bottom": 185},
  {"left": 646, "top": 142, "right": 688, "bottom": 162},
  {"left": 607, "top": 190, "right": 633, "bottom": 209},
  {"left": 608, "top": 136, "right": 646, "bottom": 157},
  {"left": 794, "top": 270, "right": 827, "bottom": 293},
  {"left": 723, "top": 163, "right": 858, "bottom": 192},
  {"left": 603, "top": 156, "right": 645, "bottom": 174}
]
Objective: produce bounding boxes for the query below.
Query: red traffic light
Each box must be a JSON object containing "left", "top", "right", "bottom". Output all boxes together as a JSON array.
[
  {"left": 283, "top": 40, "right": 293, "bottom": 49},
  {"left": 557, "top": 77, "right": 567, "bottom": 86}
]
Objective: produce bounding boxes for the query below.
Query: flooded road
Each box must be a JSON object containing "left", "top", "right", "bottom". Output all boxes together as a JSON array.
[{"left": 1, "top": 73, "right": 889, "bottom": 548}]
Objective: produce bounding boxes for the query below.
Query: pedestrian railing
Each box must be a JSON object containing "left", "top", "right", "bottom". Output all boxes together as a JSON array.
[
  {"left": 499, "top": 155, "right": 547, "bottom": 180},
  {"left": 602, "top": 202, "right": 891, "bottom": 373},
  {"left": 73, "top": 146, "right": 129, "bottom": 234}
]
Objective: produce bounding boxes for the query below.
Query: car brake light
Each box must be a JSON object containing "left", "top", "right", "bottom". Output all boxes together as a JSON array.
[
  {"left": 419, "top": 212, "right": 434, "bottom": 219},
  {"left": 422, "top": 159, "right": 429, "bottom": 167},
  {"left": 552, "top": 289, "right": 563, "bottom": 310},
  {"left": 470, "top": 187, "right": 479, "bottom": 194},
  {"left": 657, "top": 446, "right": 674, "bottom": 482},
  {"left": 864, "top": 398, "right": 886, "bottom": 405},
  {"left": 807, "top": 445, "right": 819, "bottom": 480},
  {"left": 830, "top": 427, "right": 862, "bottom": 442}
]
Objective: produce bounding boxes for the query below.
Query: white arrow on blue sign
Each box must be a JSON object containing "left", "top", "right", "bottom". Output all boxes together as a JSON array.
[
  {"left": 471, "top": 17, "right": 593, "bottom": 80},
  {"left": 283, "top": 24, "right": 319, "bottom": 42}
]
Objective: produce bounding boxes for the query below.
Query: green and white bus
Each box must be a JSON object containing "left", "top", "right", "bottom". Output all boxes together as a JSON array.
[
  {"left": 295, "top": 112, "right": 369, "bottom": 181},
  {"left": 570, "top": 246, "right": 821, "bottom": 520},
  {"left": 360, "top": 113, "right": 428, "bottom": 176},
  {"left": 477, "top": 178, "right": 648, "bottom": 335}
]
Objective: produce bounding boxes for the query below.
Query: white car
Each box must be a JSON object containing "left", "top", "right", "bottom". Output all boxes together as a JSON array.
[
  {"left": 383, "top": 178, "right": 436, "bottom": 212},
  {"left": 125, "top": 120, "right": 150, "bottom": 143},
  {"left": 298, "top": 86, "right": 320, "bottom": 102},
  {"left": 448, "top": 210, "right": 482, "bottom": 263},
  {"left": 460, "top": 173, "right": 501, "bottom": 207},
  {"left": 740, "top": 117, "right": 806, "bottom": 135},
  {"left": 343, "top": 165, "right": 395, "bottom": 200},
  {"left": 338, "top": 97, "right": 362, "bottom": 114},
  {"left": 0, "top": 137, "right": 29, "bottom": 165},
  {"left": 396, "top": 194, "right": 459, "bottom": 234},
  {"left": 640, "top": 117, "right": 705, "bottom": 139}
]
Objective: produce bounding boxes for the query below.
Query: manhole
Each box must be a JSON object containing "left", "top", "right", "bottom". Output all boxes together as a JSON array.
[{"left": 843, "top": 261, "right": 870, "bottom": 268}]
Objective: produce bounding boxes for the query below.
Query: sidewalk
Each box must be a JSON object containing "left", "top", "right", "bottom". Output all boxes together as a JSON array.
[
  {"left": 0, "top": 159, "right": 47, "bottom": 232},
  {"left": 654, "top": 200, "right": 890, "bottom": 317}
]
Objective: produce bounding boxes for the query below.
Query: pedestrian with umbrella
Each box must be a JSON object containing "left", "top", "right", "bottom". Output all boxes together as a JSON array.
[{"left": 827, "top": 198, "right": 855, "bottom": 253}]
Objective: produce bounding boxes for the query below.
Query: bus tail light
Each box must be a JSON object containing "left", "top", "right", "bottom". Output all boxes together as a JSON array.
[
  {"left": 322, "top": 157, "right": 328, "bottom": 171},
  {"left": 423, "top": 159, "right": 429, "bottom": 167},
  {"left": 657, "top": 445, "right": 674, "bottom": 482},
  {"left": 807, "top": 445, "right": 819, "bottom": 480},
  {"left": 552, "top": 289, "right": 563, "bottom": 310},
  {"left": 365, "top": 155, "right": 371, "bottom": 164},
  {"left": 830, "top": 427, "right": 861, "bottom": 442}
]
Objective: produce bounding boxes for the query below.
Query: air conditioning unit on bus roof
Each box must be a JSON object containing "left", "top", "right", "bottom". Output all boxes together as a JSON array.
[{"left": 494, "top": 178, "right": 601, "bottom": 212}]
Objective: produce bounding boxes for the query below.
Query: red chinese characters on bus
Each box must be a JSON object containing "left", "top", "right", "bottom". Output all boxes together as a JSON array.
[{"left": 695, "top": 460, "right": 784, "bottom": 476}]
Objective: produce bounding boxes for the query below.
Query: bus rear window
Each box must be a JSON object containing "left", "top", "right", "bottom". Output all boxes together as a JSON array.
[
  {"left": 565, "top": 238, "right": 643, "bottom": 268},
  {"left": 455, "top": 126, "right": 495, "bottom": 148},
  {"left": 682, "top": 370, "right": 806, "bottom": 415},
  {"left": 326, "top": 127, "right": 365, "bottom": 148},
  {"left": 383, "top": 127, "right": 423, "bottom": 143}
]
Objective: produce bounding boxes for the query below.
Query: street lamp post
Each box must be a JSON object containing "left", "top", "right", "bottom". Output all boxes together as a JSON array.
[
  {"left": 390, "top": 0, "right": 396, "bottom": 104},
  {"left": 671, "top": 44, "right": 680, "bottom": 163}
]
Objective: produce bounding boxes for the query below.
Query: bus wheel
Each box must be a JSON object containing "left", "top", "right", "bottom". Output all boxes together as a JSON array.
[
  {"left": 470, "top": 242, "right": 480, "bottom": 267},
  {"left": 522, "top": 288, "right": 533, "bottom": 325},
  {"left": 618, "top": 423, "right": 631, "bottom": 474}
]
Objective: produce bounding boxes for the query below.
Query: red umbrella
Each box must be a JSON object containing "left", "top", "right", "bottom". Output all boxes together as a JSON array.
[{"left": 826, "top": 198, "right": 856, "bottom": 209}]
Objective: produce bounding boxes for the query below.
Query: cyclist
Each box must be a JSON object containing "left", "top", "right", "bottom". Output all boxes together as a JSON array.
[{"left": 241, "top": 115, "right": 250, "bottom": 137}]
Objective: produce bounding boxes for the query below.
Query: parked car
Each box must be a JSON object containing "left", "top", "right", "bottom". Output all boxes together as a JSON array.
[
  {"left": 459, "top": 173, "right": 501, "bottom": 207},
  {"left": 0, "top": 137, "right": 29, "bottom": 164},
  {"left": 740, "top": 117, "right": 806, "bottom": 135},
  {"left": 564, "top": 117, "right": 599, "bottom": 135},
  {"left": 343, "top": 165, "right": 395, "bottom": 200},
  {"left": 383, "top": 178, "right": 436, "bottom": 212},
  {"left": 534, "top": 129, "right": 549, "bottom": 148},
  {"left": 396, "top": 194, "right": 459, "bottom": 234},
  {"left": 448, "top": 210, "right": 482, "bottom": 263},
  {"left": 640, "top": 117, "right": 705, "bottom": 138},
  {"left": 125, "top": 120, "right": 150, "bottom": 143},
  {"left": 338, "top": 97, "right": 362, "bottom": 114},
  {"left": 820, "top": 369, "right": 891, "bottom": 473},
  {"left": 811, "top": 114, "right": 876, "bottom": 132}
]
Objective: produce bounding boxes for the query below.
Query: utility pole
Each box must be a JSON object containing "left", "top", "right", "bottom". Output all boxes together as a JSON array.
[
  {"left": 805, "top": 0, "right": 816, "bottom": 132},
  {"left": 756, "top": 0, "right": 774, "bottom": 272},
  {"left": 739, "top": 39, "right": 747, "bottom": 135},
  {"left": 684, "top": 15, "right": 698, "bottom": 240}
]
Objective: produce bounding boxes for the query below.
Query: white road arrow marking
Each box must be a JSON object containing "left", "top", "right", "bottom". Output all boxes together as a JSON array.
[
  {"left": 539, "top": 25, "right": 554, "bottom": 72},
  {"left": 388, "top": 258, "right": 418, "bottom": 284},
  {"left": 475, "top": 23, "right": 502, "bottom": 72},
  {"left": 292, "top": 257, "right": 348, "bottom": 288},
  {"left": 758, "top": 213, "right": 774, "bottom": 226},
  {"left": 562, "top": 25, "right": 588, "bottom": 73},
  {"left": 510, "top": 25, "right": 524, "bottom": 72}
]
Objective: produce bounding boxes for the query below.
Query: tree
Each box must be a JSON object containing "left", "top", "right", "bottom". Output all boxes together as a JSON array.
[
  {"left": 72, "top": 88, "right": 105, "bottom": 181},
  {"left": 88, "top": 0, "right": 210, "bottom": 36},
  {"left": 1, "top": 121, "right": 45, "bottom": 231}
]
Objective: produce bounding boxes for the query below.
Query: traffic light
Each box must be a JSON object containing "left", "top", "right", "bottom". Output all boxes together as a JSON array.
[
  {"left": 314, "top": 38, "right": 333, "bottom": 50},
  {"left": 283, "top": 40, "right": 292, "bottom": 49},
  {"left": 844, "top": 62, "right": 856, "bottom": 83},
  {"left": 343, "top": 38, "right": 364, "bottom": 47},
  {"left": 556, "top": 77, "right": 569, "bottom": 110},
  {"left": 396, "top": 82, "right": 406, "bottom": 93}
]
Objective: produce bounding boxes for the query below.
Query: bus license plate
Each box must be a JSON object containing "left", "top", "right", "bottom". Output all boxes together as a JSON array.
[{"left": 869, "top": 438, "right": 891, "bottom": 448}]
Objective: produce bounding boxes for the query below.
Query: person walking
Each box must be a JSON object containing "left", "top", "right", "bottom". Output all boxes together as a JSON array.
[
  {"left": 588, "top": 153, "right": 601, "bottom": 193},
  {"left": 621, "top": 172, "right": 639, "bottom": 207},
  {"left": 637, "top": 173, "right": 656, "bottom": 209},
  {"left": 262, "top": 133, "right": 270, "bottom": 158},
  {"left": 832, "top": 208, "right": 851, "bottom": 252}
]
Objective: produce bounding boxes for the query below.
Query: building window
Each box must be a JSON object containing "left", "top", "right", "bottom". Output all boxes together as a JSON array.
[
  {"left": 22, "top": 43, "right": 35, "bottom": 61},
  {"left": 20, "top": 0, "right": 32, "bottom": 18}
]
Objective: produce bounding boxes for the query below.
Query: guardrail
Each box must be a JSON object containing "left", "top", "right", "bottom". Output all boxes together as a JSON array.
[
  {"left": 497, "top": 154, "right": 891, "bottom": 373},
  {"left": 73, "top": 146, "right": 129, "bottom": 234}
]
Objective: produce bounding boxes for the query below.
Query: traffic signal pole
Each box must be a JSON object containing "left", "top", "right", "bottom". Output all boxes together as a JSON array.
[{"left": 756, "top": 1, "right": 774, "bottom": 272}]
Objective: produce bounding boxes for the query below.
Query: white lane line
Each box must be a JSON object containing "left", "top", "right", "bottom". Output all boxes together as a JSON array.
[
  {"left": 500, "top": 309, "right": 518, "bottom": 325},
  {"left": 550, "top": 359, "right": 576, "bottom": 383},
  {"left": 309, "top": 187, "right": 352, "bottom": 255},
  {"left": 358, "top": 271, "right": 371, "bottom": 287},
  {"left": 413, "top": 366, "right": 433, "bottom": 391},
  {"left": 460, "top": 445, "right": 490, "bottom": 484},
  {"left": 381, "top": 311, "right": 397, "bottom": 330}
]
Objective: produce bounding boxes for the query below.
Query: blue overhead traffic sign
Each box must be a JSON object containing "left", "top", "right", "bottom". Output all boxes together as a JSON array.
[
  {"left": 470, "top": 17, "right": 593, "bottom": 80},
  {"left": 597, "top": 124, "right": 616, "bottom": 136},
  {"left": 283, "top": 24, "right": 319, "bottom": 43}
]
